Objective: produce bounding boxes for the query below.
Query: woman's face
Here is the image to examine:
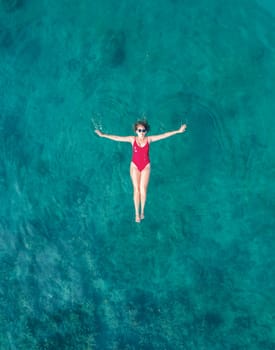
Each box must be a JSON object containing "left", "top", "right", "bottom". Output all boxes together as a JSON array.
[{"left": 136, "top": 124, "right": 147, "bottom": 136}]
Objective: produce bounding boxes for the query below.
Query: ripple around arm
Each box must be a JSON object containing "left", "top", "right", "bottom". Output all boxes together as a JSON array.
[
  {"left": 157, "top": 90, "right": 231, "bottom": 158},
  {"left": 89, "top": 84, "right": 135, "bottom": 130}
]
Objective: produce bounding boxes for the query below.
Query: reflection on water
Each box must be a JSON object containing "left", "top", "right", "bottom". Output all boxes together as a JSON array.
[{"left": 1, "top": 0, "right": 275, "bottom": 348}]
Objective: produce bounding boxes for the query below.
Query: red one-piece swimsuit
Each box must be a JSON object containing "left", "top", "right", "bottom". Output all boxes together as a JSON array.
[{"left": 132, "top": 138, "right": 150, "bottom": 171}]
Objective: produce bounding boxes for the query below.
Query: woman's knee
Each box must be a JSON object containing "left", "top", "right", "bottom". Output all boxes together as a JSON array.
[{"left": 140, "top": 186, "right": 147, "bottom": 196}]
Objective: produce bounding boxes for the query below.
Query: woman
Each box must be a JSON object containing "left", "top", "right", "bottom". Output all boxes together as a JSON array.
[{"left": 95, "top": 120, "right": 187, "bottom": 223}]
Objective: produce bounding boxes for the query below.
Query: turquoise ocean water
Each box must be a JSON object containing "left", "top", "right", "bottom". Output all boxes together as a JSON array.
[{"left": 1, "top": 0, "right": 275, "bottom": 349}]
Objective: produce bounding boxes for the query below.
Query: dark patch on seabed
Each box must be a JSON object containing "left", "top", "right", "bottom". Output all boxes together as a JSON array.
[{"left": 1, "top": 0, "right": 25, "bottom": 13}]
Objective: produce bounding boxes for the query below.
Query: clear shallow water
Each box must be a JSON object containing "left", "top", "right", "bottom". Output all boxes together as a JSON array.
[{"left": 1, "top": 0, "right": 275, "bottom": 349}]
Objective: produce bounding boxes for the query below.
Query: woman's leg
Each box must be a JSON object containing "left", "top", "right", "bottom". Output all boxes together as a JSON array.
[
  {"left": 130, "top": 163, "right": 141, "bottom": 222},
  {"left": 140, "top": 165, "right": 150, "bottom": 219}
]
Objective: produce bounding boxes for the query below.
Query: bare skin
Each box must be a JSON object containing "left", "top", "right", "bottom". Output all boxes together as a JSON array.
[{"left": 95, "top": 123, "right": 187, "bottom": 222}]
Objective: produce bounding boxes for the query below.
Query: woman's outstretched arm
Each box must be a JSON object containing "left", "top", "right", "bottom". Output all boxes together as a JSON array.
[
  {"left": 149, "top": 124, "right": 187, "bottom": 143},
  {"left": 95, "top": 129, "right": 133, "bottom": 142}
]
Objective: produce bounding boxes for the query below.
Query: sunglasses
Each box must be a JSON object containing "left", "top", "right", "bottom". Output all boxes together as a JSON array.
[{"left": 137, "top": 129, "right": 146, "bottom": 133}]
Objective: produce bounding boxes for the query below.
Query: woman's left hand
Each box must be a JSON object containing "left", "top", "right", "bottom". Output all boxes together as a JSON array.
[{"left": 179, "top": 124, "right": 187, "bottom": 133}]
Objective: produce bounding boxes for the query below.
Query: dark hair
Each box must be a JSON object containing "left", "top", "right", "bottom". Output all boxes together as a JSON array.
[{"left": 133, "top": 120, "right": 150, "bottom": 132}]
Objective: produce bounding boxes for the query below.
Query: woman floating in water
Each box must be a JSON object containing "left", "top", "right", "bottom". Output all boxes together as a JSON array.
[{"left": 95, "top": 121, "right": 187, "bottom": 223}]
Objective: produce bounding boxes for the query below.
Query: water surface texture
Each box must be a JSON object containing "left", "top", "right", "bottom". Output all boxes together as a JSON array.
[{"left": 1, "top": 0, "right": 275, "bottom": 349}]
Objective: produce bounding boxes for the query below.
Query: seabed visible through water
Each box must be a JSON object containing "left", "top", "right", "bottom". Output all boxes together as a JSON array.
[{"left": 0, "top": 0, "right": 275, "bottom": 349}]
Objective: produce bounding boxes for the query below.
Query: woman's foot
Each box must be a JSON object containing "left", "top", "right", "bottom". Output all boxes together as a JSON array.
[
  {"left": 135, "top": 215, "right": 141, "bottom": 223},
  {"left": 140, "top": 213, "right": 145, "bottom": 220}
]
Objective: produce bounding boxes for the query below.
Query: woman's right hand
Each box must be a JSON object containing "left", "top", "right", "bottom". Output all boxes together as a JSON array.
[{"left": 95, "top": 129, "right": 103, "bottom": 137}]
